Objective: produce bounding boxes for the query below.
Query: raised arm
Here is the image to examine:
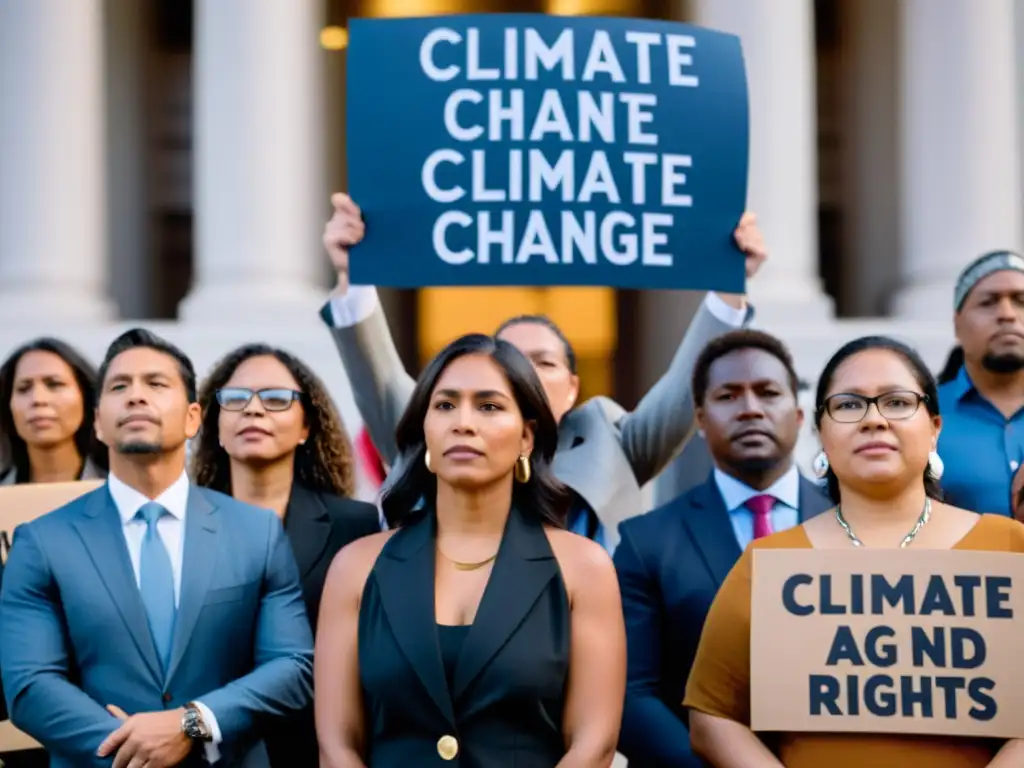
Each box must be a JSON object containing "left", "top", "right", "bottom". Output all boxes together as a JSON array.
[
  {"left": 321, "top": 193, "right": 414, "bottom": 465},
  {"left": 613, "top": 527, "right": 702, "bottom": 766},
  {"left": 315, "top": 536, "right": 382, "bottom": 768},
  {"left": 0, "top": 524, "right": 121, "bottom": 766},
  {"left": 558, "top": 537, "right": 626, "bottom": 767},
  {"left": 617, "top": 214, "right": 767, "bottom": 486},
  {"left": 196, "top": 514, "right": 314, "bottom": 745}
]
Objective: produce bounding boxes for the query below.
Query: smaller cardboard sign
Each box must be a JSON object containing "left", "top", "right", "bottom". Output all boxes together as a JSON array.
[
  {"left": 0, "top": 480, "right": 104, "bottom": 753},
  {"left": 0, "top": 480, "right": 103, "bottom": 564},
  {"left": 751, "top": 548, "right": 1024, "bottom": 739}
]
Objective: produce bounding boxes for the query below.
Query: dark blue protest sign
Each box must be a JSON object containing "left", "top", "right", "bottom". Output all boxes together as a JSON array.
[{"left": 346, "top": 14, "right": 748, "bottom": 291}]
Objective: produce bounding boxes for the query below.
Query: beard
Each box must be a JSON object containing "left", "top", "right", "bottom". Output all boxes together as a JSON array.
[
  {"left": 733, "top": 454, "right": 783, "bottom": 474},
  {"left": 117, "top": 440, "right": 163, "bottom": 455},
  {"left": 982, "top": 352, "right": 1024, "bottom": 374}
]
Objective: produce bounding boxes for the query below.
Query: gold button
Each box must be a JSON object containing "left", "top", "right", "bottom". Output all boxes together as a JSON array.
[{"left": 437, "top": 734, "right": 459, "bottom": 760}]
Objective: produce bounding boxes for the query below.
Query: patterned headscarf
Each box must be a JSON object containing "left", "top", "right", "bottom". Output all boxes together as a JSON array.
[{"left": 954, "top": 250, "right": 1024, "bottom": 311}]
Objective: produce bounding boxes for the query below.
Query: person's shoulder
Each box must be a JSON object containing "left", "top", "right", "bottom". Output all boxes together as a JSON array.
[
  {"left": 22, "top": 485, "right": 105, "bottom": 529},
  {"left": 325, "top": 530, "right": 396, "bottom": 596},
  {"left": 316, "top": 491, "right": 381, "bottom": 533},
  {"left": 936, "top": 376, "right": 966, "bottom": 408},
  {"left": 199, "top": 486, "right": 275, "bottom": 521},
  {"left": 545, "top": 527, "right": 616, "bottom": 589},
  {"left": 968, "top": 512, "right": 1024, "bottom": 551},
  {"left": 618, "top": 488, "right": 693, "bottom": 540},
  {"left": 749, "top": 524, "right": 813, "bottom": 551}
]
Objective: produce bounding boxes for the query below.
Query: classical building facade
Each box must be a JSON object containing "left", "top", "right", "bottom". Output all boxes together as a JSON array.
[{"left": 1, "top": 0, "right": 1022, "bottom": 421}]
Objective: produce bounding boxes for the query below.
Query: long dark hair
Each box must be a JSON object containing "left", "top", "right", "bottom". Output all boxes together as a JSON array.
[
  {"left": 937, "top": 346, "right": 964, "bottom": 384},
  {"left": 191, "top": 344, "right": 356, "bottom": 497},
  {"left": 381, "top": 333, "right": 571, "bottom": 529},
  {"left": 814, "top": 335, "right": 943, "bottom": 504},
  {"left": 0, "top": 338, "right": 109, "bottom": 482}
]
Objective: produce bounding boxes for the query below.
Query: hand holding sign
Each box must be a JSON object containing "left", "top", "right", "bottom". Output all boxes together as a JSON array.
[
  {"left": 734, "top": 212, "right": 767, "bottom": 280},
  {"left": 323, "top": 193, "right": 365, "bottom": 293}
]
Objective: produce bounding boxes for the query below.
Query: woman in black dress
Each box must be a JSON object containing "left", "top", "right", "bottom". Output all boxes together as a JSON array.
[
  {"left": 191, "top": 343, "right": 380, "bottom": 767},
  {"left": 315, "top": 333, "right": 625, "bottom": 767}
]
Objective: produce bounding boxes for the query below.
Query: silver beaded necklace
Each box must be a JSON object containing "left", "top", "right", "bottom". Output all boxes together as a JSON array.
[{"left": 835, "top": 498, "right": 932, "bottom": 548}]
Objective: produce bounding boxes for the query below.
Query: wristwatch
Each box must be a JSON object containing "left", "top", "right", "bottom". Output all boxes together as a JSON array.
[{"left": 181, "top": 702, "right": 213, "bottom": 741}]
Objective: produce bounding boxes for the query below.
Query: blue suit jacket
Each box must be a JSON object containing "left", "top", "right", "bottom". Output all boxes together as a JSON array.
[
  {"left": 613, "top": 473, "right": 831, "bottom": 767},
  {"left": 0, "top": 484, "right": 314, "bottom": 768}
]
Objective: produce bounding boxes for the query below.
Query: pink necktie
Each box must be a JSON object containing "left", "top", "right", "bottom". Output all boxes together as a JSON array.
[{"left": 746, "top": 494, "right": 776, "bottom": 539}]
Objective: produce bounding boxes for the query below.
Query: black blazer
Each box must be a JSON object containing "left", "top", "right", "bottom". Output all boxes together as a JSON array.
[
  {"left": 265, "top": 484, "right": 379, "bottom": 768},
  {"left": 357, "top": 507, "right": 570, "bottom": 767},
  {"left": 614, "top": 472, "right": 831, "bottom": 767}
]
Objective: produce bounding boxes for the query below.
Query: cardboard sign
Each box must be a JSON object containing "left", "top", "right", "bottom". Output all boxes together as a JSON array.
[
  {"left": 0, "top": 480, "right": 104, "bottom": 753},
  {"left": 751, "top": 548, "right": 1024, "bottom": 739},
  {"left": 347, "top": 14, "right": 749, "bottom": 291},
  {"left": 0, "top": 480, "right": 103, "bottom": 564}
]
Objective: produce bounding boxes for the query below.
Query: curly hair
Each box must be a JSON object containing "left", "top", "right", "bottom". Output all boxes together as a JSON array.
[{"left": 191, "top": 344, "right": 356, "bottom": 497}]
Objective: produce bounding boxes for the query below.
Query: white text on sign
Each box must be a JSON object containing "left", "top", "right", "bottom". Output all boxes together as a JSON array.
[{"left": 418, "top": 26, "right": 699, "bottom": 269}]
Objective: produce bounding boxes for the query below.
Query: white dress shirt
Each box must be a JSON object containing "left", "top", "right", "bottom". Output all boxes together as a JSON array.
[
  {"left": 713, "top": 465, "right": 802, "bottom": 550},
  {"left": 108, "top": 471, "right": 224, "bottom": 763},
  {"left": 328, "top": 284, "right": 748, "bottom": 328}
]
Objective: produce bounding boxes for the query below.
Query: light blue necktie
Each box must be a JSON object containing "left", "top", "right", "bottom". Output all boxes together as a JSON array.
[{"left": 135, "top": 501, "right": 176, "bottom": 671}]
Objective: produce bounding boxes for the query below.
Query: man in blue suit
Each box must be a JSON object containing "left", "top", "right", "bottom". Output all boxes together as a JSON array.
[
  {"left": 614, "top": 330, "right": 830, "bottom": 767},
  {"left": 0, "top": 329, "right": 313, "bottom": 767}
]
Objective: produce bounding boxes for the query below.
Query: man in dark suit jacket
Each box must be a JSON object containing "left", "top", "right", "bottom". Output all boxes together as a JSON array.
[{"left": 614, "top": 330, "right": 831, "bottom": 767}]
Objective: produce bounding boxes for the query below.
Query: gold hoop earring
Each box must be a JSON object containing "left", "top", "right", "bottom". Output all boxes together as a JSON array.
[
  {"left": 514, "top": 454, "right": 531, "bottom": 484},
  {"left": 424, "top": 449, "right": 434, "bottom": 473}
]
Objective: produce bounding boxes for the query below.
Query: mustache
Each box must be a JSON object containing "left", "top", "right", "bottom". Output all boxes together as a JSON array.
[
  {"left": 731, "top": 428, "right": 776, "bottom": 443},
  {"left": 117, "top": 414, "right": 161, "bottom": 427}
]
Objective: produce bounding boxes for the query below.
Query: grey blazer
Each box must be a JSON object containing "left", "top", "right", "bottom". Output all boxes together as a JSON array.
[{"left": 324, "top": 297, "right": 747, "bottom": 546}]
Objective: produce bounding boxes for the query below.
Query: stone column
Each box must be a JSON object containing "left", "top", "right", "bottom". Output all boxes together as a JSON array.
[
  {"left": 0, "top": 0, "right": 113, "bottom": 322},
  {"left": 694, "top": 0, "right": 832, "bottom": 324},
  {"left": 180, "top": 0, "right": 328, "bottom": 323},
  {"left": 896, "top": 0, "right": 1022, "bottom": 320},
  {"left": 838, "top": 0, "right": 900, "bottom": 317}
]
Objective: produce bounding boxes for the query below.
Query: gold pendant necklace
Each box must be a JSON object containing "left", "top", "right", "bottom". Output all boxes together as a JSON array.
[
  {"left": 437, "top": 547, "right": 497, "bottom": 571},
  {"left": 835, "top": 498, "right": 932, "bottom": 548}
]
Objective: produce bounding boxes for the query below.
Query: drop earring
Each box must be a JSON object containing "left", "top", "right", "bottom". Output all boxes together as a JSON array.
[
  {"left": 424, "top": 449, "right": 434, "bottom": 473},
  {"left": 927, "top": 450, "right": 944, "bottom": 480},
  {"left": 812, "top": 451, "right": 830, "bottom": 479}
]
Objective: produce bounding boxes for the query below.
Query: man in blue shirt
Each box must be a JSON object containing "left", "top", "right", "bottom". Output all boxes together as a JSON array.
[{"left": 939, "top": 250, "right": 1024, "bottom": 516}]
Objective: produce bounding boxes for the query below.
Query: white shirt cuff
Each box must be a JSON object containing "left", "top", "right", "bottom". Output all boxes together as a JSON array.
[
  {"left": 194, "top": 700, "right": 223, "bottom": 763},
  {"left": 704, "top": 292, "right": 747, "bottom": 327},
  {"left": 328, "top": 285, "right": 380, "bottom": 328}
]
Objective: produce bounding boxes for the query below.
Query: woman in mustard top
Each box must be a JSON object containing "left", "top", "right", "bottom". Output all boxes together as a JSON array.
[{"left": 684, "top": 336, "right": 1024, "bottom": 768}]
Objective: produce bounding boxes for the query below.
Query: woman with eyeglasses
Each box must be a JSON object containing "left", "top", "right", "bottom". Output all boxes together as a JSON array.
[
  {"left": 684, "top": 336, "right": 1024, "bottom": 768},
  {"left": 191, "top": 343, "right": 380, "bottom": 768}
]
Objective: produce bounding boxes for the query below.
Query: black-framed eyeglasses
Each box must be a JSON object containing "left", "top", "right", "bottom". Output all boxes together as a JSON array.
[
  {"left": 216, "top": 387, "right": 302, "bottom": 412},
  {"left": 821, "top": 391, "right": 929, "bottom": 424}
]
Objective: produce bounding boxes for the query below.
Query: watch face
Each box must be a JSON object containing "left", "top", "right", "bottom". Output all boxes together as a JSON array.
[{"left": 183, "top": 708, "right": 208, "bottom": 739}]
